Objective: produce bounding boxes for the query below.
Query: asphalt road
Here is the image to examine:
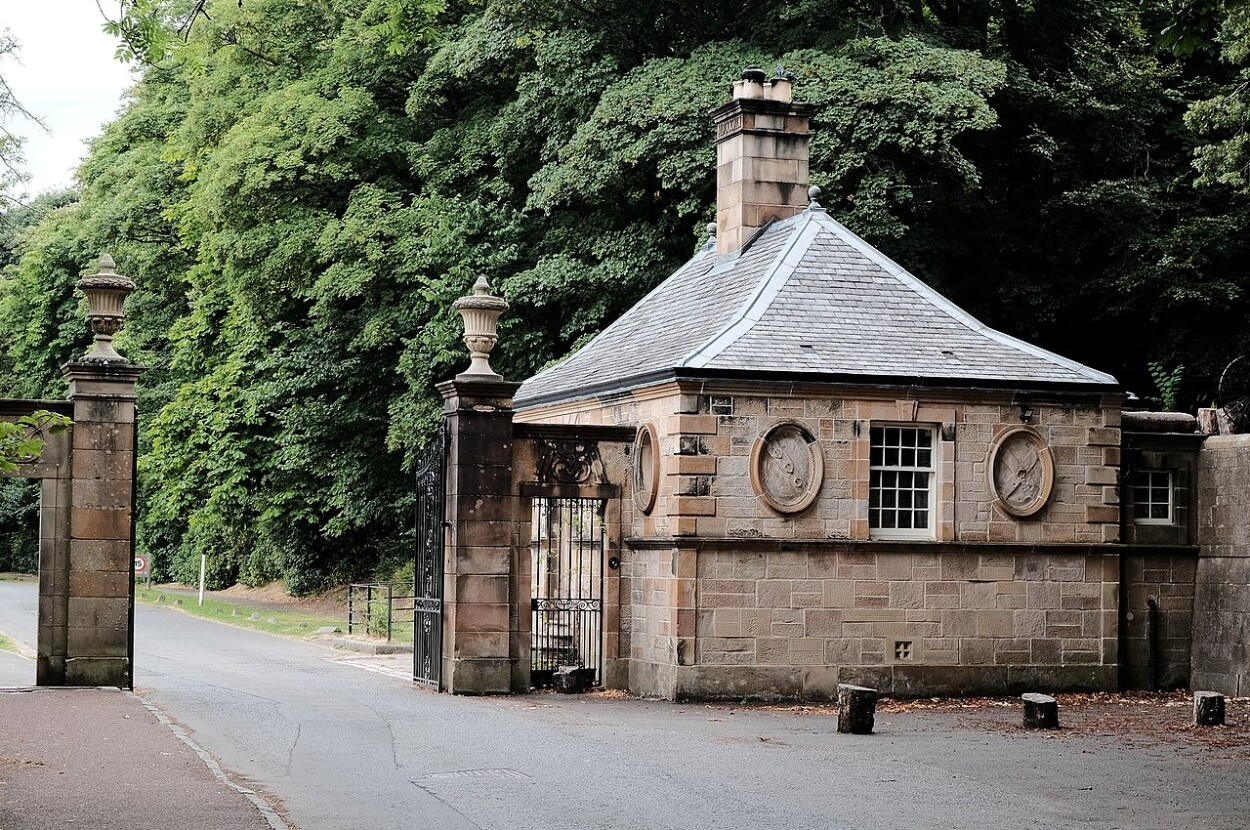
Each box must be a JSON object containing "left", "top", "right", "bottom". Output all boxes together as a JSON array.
[{"left": 1, "top": 579, "right": 1248, "bottom": 830}]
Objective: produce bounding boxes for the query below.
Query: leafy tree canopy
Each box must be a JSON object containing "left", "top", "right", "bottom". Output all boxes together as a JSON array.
[{"left": 0, "top": 0, "right": 1245, "bottom": 590}]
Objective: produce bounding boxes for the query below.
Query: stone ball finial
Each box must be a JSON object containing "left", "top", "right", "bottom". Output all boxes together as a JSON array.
[
  {"left": 76, "top": 253, "right": 136, "bottom": 363},
  {"left": 707, "top": 222, "right": 717, "bottom": 237},
  {"left": 807, "top": 185, "right": 825, "bottom": 212},
  {"left": 453, "top": 276, "right": 509, "bottom": 381}
]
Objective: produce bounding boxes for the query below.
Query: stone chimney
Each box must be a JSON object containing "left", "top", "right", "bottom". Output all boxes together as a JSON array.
[{"left": 711, "top": 66, "right": 814, "bottom": 254}]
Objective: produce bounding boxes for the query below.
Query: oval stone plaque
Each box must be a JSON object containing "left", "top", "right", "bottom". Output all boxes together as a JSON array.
[{"left": 750, "top": 421, "right": 824, "bottom": 514}]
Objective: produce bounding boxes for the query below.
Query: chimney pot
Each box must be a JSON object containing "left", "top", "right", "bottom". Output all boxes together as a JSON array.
[
  {"left": 742, "top": 65, "right": 767, "bottom": 84},
  {"left": 711, "top": 68, "right": 814, "bottom": 254}
]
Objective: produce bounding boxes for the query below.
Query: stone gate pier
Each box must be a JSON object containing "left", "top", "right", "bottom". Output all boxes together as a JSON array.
[{"left": 0, "top": 255, "right": 143, "bottom": 687}]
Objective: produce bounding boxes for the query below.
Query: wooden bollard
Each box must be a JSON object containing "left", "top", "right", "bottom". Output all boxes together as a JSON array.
[
  {"left": 1022, "top": 693, "right": 1059, "bottom": 729},
  {"left": 1193, "top": 691, "right": 1226, "bottom": 726},
  {"left": 837, "top": 683, "right": 877, "bottom": 734}
]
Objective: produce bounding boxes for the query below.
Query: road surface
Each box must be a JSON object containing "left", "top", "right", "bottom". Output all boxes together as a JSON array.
[{"left": 1, "top": 579, "right": 1247, "bottom": 830}]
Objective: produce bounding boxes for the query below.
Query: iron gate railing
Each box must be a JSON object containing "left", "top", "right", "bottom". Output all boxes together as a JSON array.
[
  {"left": 347, "top": 582, "right": 416, "bottom": 642},
  {"left": 531, "top": 497, "right": 605, "bottom": 688},
  {"left": 414, "top": 423, "right": 447, "bottom": 688}
]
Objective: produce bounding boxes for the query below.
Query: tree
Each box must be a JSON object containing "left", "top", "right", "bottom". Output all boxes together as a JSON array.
[
  {"left": 1186, "top": 2, "right": 1250, "bottom": 193},
  {"left": 1, "top": 0, "right": 1245, "bottom": 592},
  {"left": 0, "top": 31, "right": 46, "bottom": 210}
]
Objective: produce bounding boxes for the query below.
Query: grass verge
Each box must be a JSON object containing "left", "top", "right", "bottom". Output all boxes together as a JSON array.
[
  {"left": 135, "top": 587, "right": 347, "bottom": 640},
  {"left": 0, "top": 632, "right": 22, "bottom": 655}
]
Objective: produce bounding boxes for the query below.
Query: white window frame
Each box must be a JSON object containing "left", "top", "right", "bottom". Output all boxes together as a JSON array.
[
  {"left": 1132, "top": 469, "right": 1173, "bottom": 525},
  {"left": 868, "top": 423, "right": 937, "bottom": 540}
]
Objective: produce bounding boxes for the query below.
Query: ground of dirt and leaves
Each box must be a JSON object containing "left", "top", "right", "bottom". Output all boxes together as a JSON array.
[
  {"left": 585, "top": 688, "right": 1250, "bottom": 756},
  {"left": 723, "top": 691, "right": 1250, "bottom": 757}
]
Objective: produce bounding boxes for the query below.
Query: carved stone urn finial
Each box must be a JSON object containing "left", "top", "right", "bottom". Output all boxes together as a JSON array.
[
  {"left": 453, "top": 276, "right": 508, "bottom": 380},
  {"left": 76, "top": 253, "right": 136, "bottom": 363}
]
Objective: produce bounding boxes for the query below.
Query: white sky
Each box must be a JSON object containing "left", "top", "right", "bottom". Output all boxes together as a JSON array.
[{"left": 2, "top": 1, "right": 136, "bottom": 197}]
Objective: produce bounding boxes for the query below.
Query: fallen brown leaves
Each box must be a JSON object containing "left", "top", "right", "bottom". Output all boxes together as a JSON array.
[{"left": 693, "top": 691, "right": 1250, "bottom": 757}]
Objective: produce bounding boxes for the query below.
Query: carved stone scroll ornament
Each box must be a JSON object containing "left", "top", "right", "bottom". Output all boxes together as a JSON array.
[
  {"left": 536, "top": 438, "right": 608, "bottom": 486},
  {"left": 632, "top": 423, "right": 660, "bottom": 515},
  {"left": 749, "top": 421, "right": 824, "bottom": 514},
  {"left": 988, "top": 426, "right": 1055, "bottom": 518}
]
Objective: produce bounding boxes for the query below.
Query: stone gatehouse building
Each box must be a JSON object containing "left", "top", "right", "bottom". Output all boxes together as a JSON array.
[{"left": 428, "top": 68, "right": 1246, "bottom": 701}]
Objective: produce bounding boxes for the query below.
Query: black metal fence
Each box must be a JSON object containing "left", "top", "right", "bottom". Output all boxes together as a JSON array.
[
  {"left": 347, "top": 582, "right": 416, "bottom": 643},
  {"left": 413, "top": 424, "right": 447, "bottom": 689},
  {"left": 531, "top": 497, "right": 605, "bottom": 688}
]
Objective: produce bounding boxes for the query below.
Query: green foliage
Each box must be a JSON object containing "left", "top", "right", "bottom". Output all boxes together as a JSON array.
[
  {"left": 1148, "top": 362, "right": 1187, "bottom": 411},
  {"left": 0, "top": 0, "right": 1245, "bottom": 594},
  {"left": 0, "top": 479, "right": 39, "bottom": 573},
  {"left": 1185, "top": 2, "right": 1250, "bottom": 193},
  {"left": 0, "top": 411, "right": 71, "bottom": 473}
]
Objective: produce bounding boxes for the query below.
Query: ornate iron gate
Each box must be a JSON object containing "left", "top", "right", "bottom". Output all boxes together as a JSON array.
[
  {"left": 531, "top": 497, "right": 605, "bottom": 688},
  {"left": 413, "top": 424, "right": 447, "bottom": 689}
]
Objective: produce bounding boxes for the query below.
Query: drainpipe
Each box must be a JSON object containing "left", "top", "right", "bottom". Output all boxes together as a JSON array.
[
  {"left": 1116, "top": 437, "right": 1131, "bottom": 691},
  {"left": 1146, "top": 595, "right": 1160, "bottom": 691}
]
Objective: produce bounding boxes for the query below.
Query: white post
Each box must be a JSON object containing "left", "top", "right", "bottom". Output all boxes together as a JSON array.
[{"left": 198, "top": 554, "right": 207, "bottom": 606}]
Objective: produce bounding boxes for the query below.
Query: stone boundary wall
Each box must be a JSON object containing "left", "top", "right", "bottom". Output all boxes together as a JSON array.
[
  {"left": 1120, "top": 551, "right": 1196, "bottom": 690},
  {"left": 665, "top": 544, "right": 1118, "bottom": 699},
  {"left": 1192, "top": 434, "right": 1250, "bottom": 696},
  {"left": 619, "top": 548, "right": 677, "bottom": 698}
]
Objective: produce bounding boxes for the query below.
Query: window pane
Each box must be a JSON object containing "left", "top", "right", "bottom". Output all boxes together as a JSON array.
[
  {"left": 869, "top": 425, "right": 935, "bottom": 532},
  {"left": 1131, "top": 469, "right": 1172, "bottom": 523}
]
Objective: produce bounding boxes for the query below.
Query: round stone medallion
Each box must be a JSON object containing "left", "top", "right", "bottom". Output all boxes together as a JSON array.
[
  {"left": 632, "top": 422, "right": 660, "bottom": 515},
  {"left": 750, "top": 421, "right": 824, "bottom": 514},
  {"left": 988, "top": 426, "right": 1055, "bottom": 518}
]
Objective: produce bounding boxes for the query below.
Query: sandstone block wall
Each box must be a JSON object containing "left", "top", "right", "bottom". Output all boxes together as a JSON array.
[
  {"left": 680, "top": 546, "right": 1117, "bottom": 699},
  {"left": 619, "top": 547, "right": 676, "bottom": 697},
  {"left": 1192, "top": 434, "right": 1250, "bottom": 696},
  {"left": 1120, "top": 552, "right": 1195, "bottom": 690},
  {"left": 517, "top": 383, "right": 1127, "bottom": 698}
]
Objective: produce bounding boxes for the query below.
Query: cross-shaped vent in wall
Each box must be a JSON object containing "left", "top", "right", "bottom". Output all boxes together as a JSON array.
[{"left": 894, "top": 640, "right": 914, "bottom": 661}]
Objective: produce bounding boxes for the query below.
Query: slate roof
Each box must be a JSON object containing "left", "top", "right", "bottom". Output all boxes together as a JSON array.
[{"left": 515, "top": 205, "right": 1119, "bottom": 409}]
